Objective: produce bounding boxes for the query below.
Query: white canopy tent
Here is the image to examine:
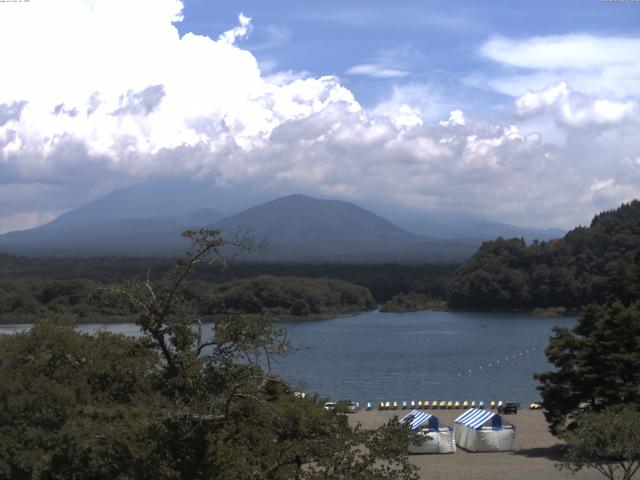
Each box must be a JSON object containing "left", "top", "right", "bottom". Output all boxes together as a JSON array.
[
  {"left": 454, "top": 408, "right": 516, "bottom": 452},
  {"left": 400, "top": 410, "right": 456, "bottom": 454}
]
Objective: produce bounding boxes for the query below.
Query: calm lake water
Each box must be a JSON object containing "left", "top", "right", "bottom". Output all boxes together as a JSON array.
[{"left": 0, "top": 310, "right": 577, "bottom": 405}]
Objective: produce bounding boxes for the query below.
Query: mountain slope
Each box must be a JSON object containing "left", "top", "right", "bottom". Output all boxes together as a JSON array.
[
  {"left": 0, "top": 209, "right": 225, "bottom": 256},
  {"left": 215, "top": 194, "right": 424, "bottom": 258},
  {"left": 42, "top": 179, "right": 229, "bottom": 230},
  {"left": 0, "top": 192, "right": 476, "bottom": 259},
  {"left": 447, "top": 200, "right": 640, "bottom": 309}
]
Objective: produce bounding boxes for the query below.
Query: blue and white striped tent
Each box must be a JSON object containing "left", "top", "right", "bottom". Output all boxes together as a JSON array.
[
  {"left": 400, "top": 410, "right": 456, "bottom": 454},
  {"left": 453, "top": 408, "right": 516, "bottom": 452},
  {"left": 400, "top": 410, "right": 440, "bottom": 431},
  {"left": 455, "top": 408, "right": 502, "bottom": 430}
]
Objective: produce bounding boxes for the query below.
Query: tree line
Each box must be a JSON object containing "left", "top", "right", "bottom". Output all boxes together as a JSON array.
[
  {"left": 0, "top": 276, "right": 375, "bottom": 324},
  {"left": 0, "top": 253, "right": 455, "bottom": 303}
]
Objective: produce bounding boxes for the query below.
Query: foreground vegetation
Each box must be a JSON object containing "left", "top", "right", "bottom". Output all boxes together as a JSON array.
[
  {"left": 0, "top": 229, "right": 418, "bottom": 480},
  {"left": 535, "top": 247, "right": 640, "bottom": 479}
]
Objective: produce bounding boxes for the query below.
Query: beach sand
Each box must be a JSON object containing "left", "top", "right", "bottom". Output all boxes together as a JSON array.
[{"left": 350, "top": 409, "right": 602, "bottom": 480}]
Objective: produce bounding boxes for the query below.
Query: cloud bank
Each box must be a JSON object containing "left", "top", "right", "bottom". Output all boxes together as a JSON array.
[{"left": 0, "top": 2, "right": 639, "bottom": 233}]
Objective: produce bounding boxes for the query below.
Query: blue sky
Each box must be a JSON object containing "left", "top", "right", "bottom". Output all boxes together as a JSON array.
[
  {"left": 0, "top": 0, "right": 639, "bottom": 233},
  {"left": 180, "top": 0, "right": 640, "bottom": 110}
]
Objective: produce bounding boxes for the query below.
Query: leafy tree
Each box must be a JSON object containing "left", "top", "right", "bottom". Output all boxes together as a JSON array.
[
  {"left": 535, "top": 254, "right": 640, "bottom": 434},
  {"left": 0, "top": 228, "right": 419, "bottom": 479},
  {"left": 536, "top": 300, "right": 640, "bottom": 434},
  {"left": 558, "top": 406, "right": 640, "bottom": 480},
  {"left": 107, "top": 228, "right": 418, "bottom": 479},
  {"left": 0, "top": 321, "right": 166, "bottom": 480}
]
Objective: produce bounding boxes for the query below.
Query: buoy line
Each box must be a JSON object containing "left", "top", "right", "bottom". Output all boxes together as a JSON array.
[{"left": 455, "top": 346, "right": 541, "bottom": 377}]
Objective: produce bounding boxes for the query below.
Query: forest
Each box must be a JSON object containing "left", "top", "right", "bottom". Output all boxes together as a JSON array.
[
  {"left": 447, "top": 200, "right": 640, "bottom": 310},
  {"left": 0, "top": 254, "right": 453, "bottom": 323},
  {"left": 0, "top": 276, "right": 377, "bottom": 325}
]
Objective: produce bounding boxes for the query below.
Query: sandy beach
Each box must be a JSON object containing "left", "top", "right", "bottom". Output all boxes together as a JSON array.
[{"left": 350, "top": 409, "right": 602, "bottom": 480}]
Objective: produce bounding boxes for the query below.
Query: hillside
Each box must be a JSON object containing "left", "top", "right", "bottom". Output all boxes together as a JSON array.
[
  {"left": 216, "top": 194, "right": 420, "bottom": 258},
  {"left": 446, "top": 200, "right": 640, "bottom": 309}
]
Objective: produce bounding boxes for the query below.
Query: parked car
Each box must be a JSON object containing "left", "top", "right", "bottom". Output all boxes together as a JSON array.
[
  {"left": 498, "top": 402, "right": 518, "bottom": 414},
  {"left": 323, "top": 401, "right": 336, "bottom": 412},
  {"left": 331, "top": 400, "right": 360, "bottom": 413},
  {"left": 345, "top": 400, "right": 360, "bottom": 413},
  {"left": 529, "top": 401, "right": 542, "bottom": 410}
]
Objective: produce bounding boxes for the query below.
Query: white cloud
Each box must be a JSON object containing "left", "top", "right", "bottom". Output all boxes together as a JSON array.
[
  {"left": 0, "top": 2, "right": 639, "bottom": 233},
  {"left": 515, "top": 82, "right": 638, "bottom": 128},
  {"left": 346, "top": 45, "right": 415, "bottom": 79},
  {"left": 477, "top": 34, "right": 640, "bottom": 98},
  {"left": 0, "top": 211, "right": 58, "bottom": 235},
  {"left": 439, "top": 110, "right": 466, "bottom": 127},
  {"left": 481, "top": 34, "right": 640, "bottom": 71},
  {"left": 218, "top": 12, "right": 252, "bottom": 44},
  {"left": 346, "top": 64, "right": 409, "bottom": 79}
]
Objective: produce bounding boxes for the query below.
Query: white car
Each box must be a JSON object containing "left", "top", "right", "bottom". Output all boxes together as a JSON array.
[{"left": 323, "top": 401, "right": 336, "bottom": 411}]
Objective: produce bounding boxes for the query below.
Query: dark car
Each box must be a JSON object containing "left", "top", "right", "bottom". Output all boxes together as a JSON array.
[{"left": 498, "top": 402, "right": 518, "bottom": 414}]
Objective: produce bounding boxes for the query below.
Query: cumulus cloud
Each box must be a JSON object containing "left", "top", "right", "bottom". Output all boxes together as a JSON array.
[
  {"left": 0, "top": 2, "right": 639, "bottom": 233},
  {"left": 516, "top": 82, "right": 638, "bottom": 128}
]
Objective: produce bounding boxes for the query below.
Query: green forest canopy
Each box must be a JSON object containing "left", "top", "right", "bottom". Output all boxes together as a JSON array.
[{"left": 447, "top": 200, "right": 640, "bottom": 310}]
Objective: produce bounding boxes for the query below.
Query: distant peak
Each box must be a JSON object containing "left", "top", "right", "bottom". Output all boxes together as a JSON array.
[{"left": 279, "top": 193, "right": 315, "bottom": 200}]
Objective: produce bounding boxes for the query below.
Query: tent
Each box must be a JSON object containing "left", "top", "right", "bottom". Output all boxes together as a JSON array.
[
  {"left": 453, "top": 408, "right": 516, "bottom": 452},
  {"left": 399, "top": 410, "right": 456, "bottom": 454}
]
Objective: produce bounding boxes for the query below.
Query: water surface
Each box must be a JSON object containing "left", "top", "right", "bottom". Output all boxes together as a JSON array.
[{"left": 1, "top": 310, "right": 576, "bottom": 405}]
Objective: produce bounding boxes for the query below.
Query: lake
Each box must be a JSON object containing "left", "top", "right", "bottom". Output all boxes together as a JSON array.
[{"left": 0, "top": 310, "right": 576, "bottom": 405}]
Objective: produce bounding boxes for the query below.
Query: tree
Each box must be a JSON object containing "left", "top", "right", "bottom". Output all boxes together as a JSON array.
[
  {"left": 558, "top": 406, "right": 640, "bottom": 480},
  {"left": 536, "top": 299, "right": 640, "bottom": 434},
  {"left": 106, "top": 227, "right": 418, "bottom": 479},
  {"left": 535, "top": 254, "right": 640, "bottom": 434},
  {"left": 0, "top": 321, "right": 166, "bottom": 480},
  {"left": 0, "top": 228, "right": 419, "bottom": 479}
]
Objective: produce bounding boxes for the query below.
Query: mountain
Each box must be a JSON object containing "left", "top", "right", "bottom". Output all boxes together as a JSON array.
[
  {"left": 367, "top": 203, "right": 564, "bottom": 242},
  {"left": 0, "top": 176, "right": 564, "bottom": 259},
  {"left": 215, "top": 194, "right": 418, "bottom": 256},
  {"left": 0, "top": 208, "right": 225, "bottom": 256},
  {"left": 0, "top": 192, "right": 477, "bottom": 259},
  {"left": 212, "top": 194, "right": 481, "bottom": 260},
  {"left": 39, "top": 178, "right": 242, "bottom": 230}
]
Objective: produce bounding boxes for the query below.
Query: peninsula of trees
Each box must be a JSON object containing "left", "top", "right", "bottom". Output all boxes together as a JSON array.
[{"left": 447, "top": 200, "right": 640, "bottom": 310}]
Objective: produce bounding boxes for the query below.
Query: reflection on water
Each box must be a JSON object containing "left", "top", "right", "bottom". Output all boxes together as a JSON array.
[{"left": 1, "top": 310, "right": 576, "bottom": 405}]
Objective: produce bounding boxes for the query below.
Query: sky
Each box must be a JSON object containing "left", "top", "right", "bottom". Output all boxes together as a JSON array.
[{"left": 1, "top": 0, "right": 639, "bottom": 233}]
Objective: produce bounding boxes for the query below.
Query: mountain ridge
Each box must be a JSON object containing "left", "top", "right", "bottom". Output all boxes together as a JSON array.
[{"left": 0, "top": 180, "right": 565, "bottom": 260}]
